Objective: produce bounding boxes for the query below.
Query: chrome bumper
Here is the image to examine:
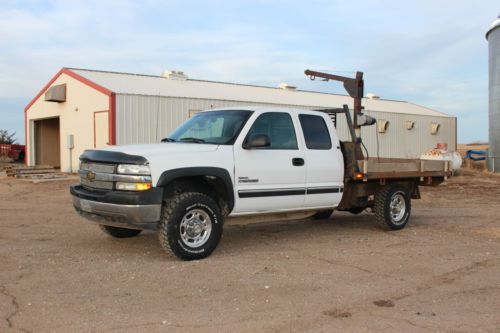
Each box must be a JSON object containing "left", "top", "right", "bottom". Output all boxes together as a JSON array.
[{"left": 72, "top": 196, "right": 161, "bottom": 230}]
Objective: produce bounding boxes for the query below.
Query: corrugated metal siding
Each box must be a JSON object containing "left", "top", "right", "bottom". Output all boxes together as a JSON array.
[
  {"left": 358, "top": 111, "right": 456, "bottom": 158},
  {"left": 116, "top": 94, "right": 456, "bottom": 158}
]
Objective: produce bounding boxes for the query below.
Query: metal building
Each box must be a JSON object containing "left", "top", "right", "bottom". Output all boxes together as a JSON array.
[
  {"left": 486, "top": 15, "right": 500, "bottom": 172},
  {"left": 25, "top": 68, "right": 457, "bottom": 172}
]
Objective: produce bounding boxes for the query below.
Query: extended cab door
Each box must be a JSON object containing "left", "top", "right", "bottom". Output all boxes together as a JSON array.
[
  {"left": 232, "top": 112, "right": 306, "bottom": 214},
  {"left": 298, "top": 113, "right": 344, "bottom": 208}
]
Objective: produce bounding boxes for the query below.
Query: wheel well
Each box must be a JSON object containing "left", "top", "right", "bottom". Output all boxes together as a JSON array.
[{"left": 161, "top": 176, "right": 232, "bottom": 216}]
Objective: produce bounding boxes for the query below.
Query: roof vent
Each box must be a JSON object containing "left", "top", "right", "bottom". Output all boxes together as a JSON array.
[
  {"left": 278, "top": 83, "right": 297, "bottom": 91},
  {"left": 162, "top": 70, "right": 188, "bottom": 80},
  {"left": 366, "top": 93, "right": 380, "bottom": 100}
]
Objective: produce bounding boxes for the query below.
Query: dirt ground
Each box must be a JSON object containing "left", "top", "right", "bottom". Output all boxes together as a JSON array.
[{"left": 1, "top": 169, "right": 499, "bottom": 332}]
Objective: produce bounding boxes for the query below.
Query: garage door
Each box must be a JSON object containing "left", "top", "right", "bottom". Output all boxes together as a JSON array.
[{"left": 35, "top": 117, "right": 60, "bottom": 167}]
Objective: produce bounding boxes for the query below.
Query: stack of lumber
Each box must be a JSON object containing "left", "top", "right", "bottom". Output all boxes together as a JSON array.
[{"left": 1, "top": 165, "right": 65, "bottom": 179}]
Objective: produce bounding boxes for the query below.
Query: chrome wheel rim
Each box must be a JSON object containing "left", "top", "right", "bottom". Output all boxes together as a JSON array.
[
  {"left": 390, "top": 192, "right": 406, "bottom": 224},
  {"left": 179, "top": 209, "right": 212, "bottom": 248}
]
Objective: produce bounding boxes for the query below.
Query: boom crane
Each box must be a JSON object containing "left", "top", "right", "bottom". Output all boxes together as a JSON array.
[{"left": 304, "top": 69, "right": 364, "bottom": 136}]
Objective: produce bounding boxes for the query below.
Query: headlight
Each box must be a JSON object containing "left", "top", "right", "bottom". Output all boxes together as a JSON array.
[
  {"left": 117, "top": 164, "right": 150, "bottom": 175},
  {"left": 116, "top": 182, "right": 152, "bottom": 191}
]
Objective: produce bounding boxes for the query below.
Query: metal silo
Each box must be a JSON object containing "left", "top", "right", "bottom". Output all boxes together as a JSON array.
[{"left": 486, "top": 15, "right": 500, "bottom": 172}]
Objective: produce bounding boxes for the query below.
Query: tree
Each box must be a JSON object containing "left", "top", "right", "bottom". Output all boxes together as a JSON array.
[{"left": 0, "top": 129, "right": 16, "bottom": 144}]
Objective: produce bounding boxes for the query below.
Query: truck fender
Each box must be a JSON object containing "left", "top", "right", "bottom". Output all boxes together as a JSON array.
[{"left": 156, "top": 167, "right": 235, "bottom": 212}]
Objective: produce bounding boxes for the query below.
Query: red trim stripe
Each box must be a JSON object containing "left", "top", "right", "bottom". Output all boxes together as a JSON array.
[
  {"left": 109, "top": 93, "right": 116, "bottom": 145},
  {"left": 24, "top": 109, "right": 27, "bottom": 164}
]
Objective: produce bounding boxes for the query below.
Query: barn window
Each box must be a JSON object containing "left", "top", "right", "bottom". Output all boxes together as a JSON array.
[
  {"left": 377, "top": 119, "right": 389, "bottom": 133},
  {"left": 405, "top": 121, "right": 415, "bottom": 130},
  {"left": 431, "top": 123, "right": 440, "bottom": 135}
]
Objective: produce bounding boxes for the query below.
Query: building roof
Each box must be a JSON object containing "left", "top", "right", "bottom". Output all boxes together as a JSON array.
[{"left": 68, "top": 68, "right": 452, "bottom": 118}]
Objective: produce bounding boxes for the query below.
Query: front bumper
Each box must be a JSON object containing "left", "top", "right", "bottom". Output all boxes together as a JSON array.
[{"left": 70, "top": 185, "right": 163, "bottom": 230}]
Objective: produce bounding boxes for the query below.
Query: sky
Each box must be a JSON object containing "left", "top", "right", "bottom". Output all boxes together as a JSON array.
[{"left": 0, "top": 0, "right": 497, "bottom": 144}]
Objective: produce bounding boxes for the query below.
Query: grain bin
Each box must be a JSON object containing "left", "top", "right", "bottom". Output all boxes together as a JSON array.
[{"left": 486, "top": 15, "right": 500, "bottom": 172}]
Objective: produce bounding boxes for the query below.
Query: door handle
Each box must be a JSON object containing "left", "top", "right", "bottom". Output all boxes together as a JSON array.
[{"left": 292, "top": 158, "right": 304, "bottom": 166}]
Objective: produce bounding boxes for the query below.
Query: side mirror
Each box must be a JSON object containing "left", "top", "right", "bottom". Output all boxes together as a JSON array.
[{"left": 243, "top": 134, "right": 271, "bottom": 149}]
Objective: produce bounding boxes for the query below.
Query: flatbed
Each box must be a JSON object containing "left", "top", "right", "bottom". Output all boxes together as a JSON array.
[{"left": 357, "top": 158, "right": 451, "bottom": 181}]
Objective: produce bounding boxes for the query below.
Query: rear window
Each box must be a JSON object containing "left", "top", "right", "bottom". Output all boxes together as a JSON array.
[{"left": 299, "top": 114, "right": 332, "bottom": 150}]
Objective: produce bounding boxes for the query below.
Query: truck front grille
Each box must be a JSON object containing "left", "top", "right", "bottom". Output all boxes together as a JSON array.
[
  {"left": 80, "top": 162, "right": 116, "bottom": 174},
  {"left": 80, "top": 162, "right": 116, "bottom": 191},
  {"left": 81, "top": 178, "right": 114, "bottom": 190},
  {"left": 79, "top": 161, "right": 152, "bottom": 191}
]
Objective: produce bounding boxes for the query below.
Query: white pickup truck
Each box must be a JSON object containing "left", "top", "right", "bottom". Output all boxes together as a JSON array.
[{"left": 71, "top": 105, "right": 453, "bottom": 260}]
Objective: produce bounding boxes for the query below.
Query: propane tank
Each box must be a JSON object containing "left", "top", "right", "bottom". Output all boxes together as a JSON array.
[{"left": 420, "top": 143, "right": 462, "bottom": 172}]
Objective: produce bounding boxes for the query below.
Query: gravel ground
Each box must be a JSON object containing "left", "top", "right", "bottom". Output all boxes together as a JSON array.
[{"left": 1, "top": 169, "right": 499, "bottom": 332}]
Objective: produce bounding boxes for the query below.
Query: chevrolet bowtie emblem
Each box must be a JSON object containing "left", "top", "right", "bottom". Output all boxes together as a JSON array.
[{"left": 86, "top": 171, "right": 96, "bottom": 181}]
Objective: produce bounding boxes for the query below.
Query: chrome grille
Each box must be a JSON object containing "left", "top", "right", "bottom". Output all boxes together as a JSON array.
[
  {"left": 81, "top": 178, "right": 114, "bottom": 190},
  {"left": 80, "top": 162, "right": 115, "bottom": 174},
  {"left": 79, "top": 161, "right": 152, "bottom": 191},
  {"left": 80, "top": 162, "right": 116, "bottom": 190}
]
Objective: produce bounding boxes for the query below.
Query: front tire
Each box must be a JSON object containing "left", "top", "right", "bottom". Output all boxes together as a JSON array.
[
  {"left": 374, "top": 184, "right": 411, "bottom": 230},
  {"left": 158, "top": 192, "right": 223, "bottom": 260},
  {"left": 99, "top": 225, "right": 142, "bottom": 238}
]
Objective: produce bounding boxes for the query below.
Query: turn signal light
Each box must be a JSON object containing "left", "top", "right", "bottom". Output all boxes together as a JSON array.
[
  {"left": 135, "top": 183, "right": 152, "bottom": 191},
  {"left": 354, "top": 172, "right": 364, "bottom": 180},
  {"left": 116, "top": 182, "right": 152, "bottom": 191}
]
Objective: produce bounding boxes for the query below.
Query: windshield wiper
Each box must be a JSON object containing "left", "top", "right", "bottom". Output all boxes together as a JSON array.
[
  {"left": 161, "top": 137, "right": 176, "bottom": 142},
  {"left": 179, "top": 137, "right": 206, "bottom": 143}
]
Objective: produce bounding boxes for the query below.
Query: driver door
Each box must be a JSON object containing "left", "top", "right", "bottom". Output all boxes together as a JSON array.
[{"left": 232, "top": 112, "right": 306, "bottom": 214}]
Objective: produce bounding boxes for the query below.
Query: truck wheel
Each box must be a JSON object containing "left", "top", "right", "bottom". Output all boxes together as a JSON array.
[
  {"left": 99, "top": 225, "right": 142, "bottom": 238},
  {"left": 374, "top": 185, "right": 411, "bottom": 230},
  {"left": 158, "top": 192, "right": 223, "bottom": 260},
  {"left": 312, "top": 209, "right": 334, "bottom": 219}
]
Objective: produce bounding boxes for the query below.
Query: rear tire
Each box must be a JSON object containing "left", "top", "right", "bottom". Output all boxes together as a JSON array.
[
  {"left": 99, "top": 225, "right": 142, "bottom": 238},
  {"left": 374, "top": 184, "right": 411, "bottom": 230},
  {"left": 312, "top": 209, "right": 334, "bottom": 219},
  {"left": 158, "top": 192, "right": 223, "bottom": 260}
]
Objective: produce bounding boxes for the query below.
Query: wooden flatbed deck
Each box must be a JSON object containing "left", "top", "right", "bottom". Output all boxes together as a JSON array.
[{"left": 358, "top": 158, "right": 452, "bottom": 181}]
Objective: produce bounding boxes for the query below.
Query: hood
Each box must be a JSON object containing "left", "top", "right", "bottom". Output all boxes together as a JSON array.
[{"left": 102, "top": 142, "right": 219, "bottom": 160}]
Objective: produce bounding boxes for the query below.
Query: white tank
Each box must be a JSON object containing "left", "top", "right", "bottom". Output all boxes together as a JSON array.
[
  {"left": 420, "top": 144, "right": 462, "bottom": 172},
  {"left": 486, "top": 15, "right": 500, "bottom": 172}
]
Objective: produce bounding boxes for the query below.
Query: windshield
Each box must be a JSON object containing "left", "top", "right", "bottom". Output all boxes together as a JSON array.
[{"left": 166, "top": 110, "right": 253, "bottom": 145}]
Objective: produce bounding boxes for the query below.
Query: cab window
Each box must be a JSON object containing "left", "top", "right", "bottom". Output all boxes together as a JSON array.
[
  {"left": 245, "top": 112, "right": 298, "bottom": 149},
  {"left": 299, "top": 114, "right": 332, "bottom": 150}
]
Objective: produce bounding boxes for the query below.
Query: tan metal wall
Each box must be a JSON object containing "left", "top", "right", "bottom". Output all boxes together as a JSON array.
[
  {"left": 116, "top": 94, "right": 456, "bottom": 158},
  {"left": 26, "top": 73, "right": 109, "bottom": 172}
]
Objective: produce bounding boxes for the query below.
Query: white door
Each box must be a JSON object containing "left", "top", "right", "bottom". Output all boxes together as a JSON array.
[
  {"left": 94, "top": 111, "right": 109, "bottom": 148},
  {"left": 298, "top": 113, "right": 344, "bottom": 208},
  {"left": 232, "top": 112, "right": 306, "bottom": 214}
]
